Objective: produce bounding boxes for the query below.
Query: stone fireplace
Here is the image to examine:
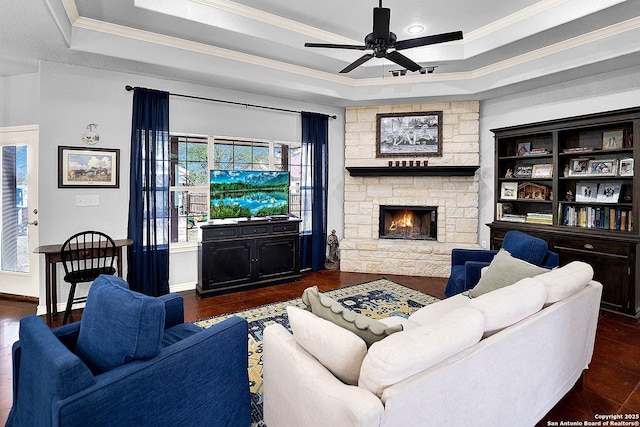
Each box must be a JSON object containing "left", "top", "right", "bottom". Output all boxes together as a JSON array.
[
  {"left": 379, "top": 206, "right": 437, "bottom": 240},
  {"left": 340, "top": 101, "right": 480, "bottom": 278}
]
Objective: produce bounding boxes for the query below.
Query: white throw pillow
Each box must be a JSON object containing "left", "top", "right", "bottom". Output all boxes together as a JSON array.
[
  {"left": 533, "top": 261, "right": 594, "bottom": 304},
  {"left": 286, "top": 306, "right": 367, "bottom": 385},
  {"left": 469, "top": 277, "right": 546, "bottom": 335},
  {"left": 408, "top": 293, "right": 471, "bottom": 326},
  {"left": 358, "top": 306, "right": 484, "bottom": 397}
]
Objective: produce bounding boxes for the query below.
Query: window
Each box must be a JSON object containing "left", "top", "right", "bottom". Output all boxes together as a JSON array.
[
  {"left": 169, "top": 135, "right": 302, "bottom": 244},
  {"left": 169, "top": 136, "right": 209, "bottom": 244}
]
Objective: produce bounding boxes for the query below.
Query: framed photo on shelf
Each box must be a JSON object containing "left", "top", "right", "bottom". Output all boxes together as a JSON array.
[
  {"left": 587, "top": 159, "right": 617, "bottom": 176},
  {"left": 596, "top": 181, "right": 622, "bottom": 203},
  {"left": 58, "top": 146, "right": 120, "bottom": 188},
  {"left": 575, "top": 181, "right": 598, "bottom": 203},
  {"left": 568, "top": 158, "right": 590, "bottom": 176},
  {"left": 619, "top": 158, "right": 634, "bottom": 176},
  {"left": 602, "top": 129, "right": 624, "bottom": 150},
  {"left": 531, "top": 163, "right": 553, "bottom": 178},
  {"left": 514, "top": 164, "right": 533, "bottom": 178},
  {"left": 500, "top": 182, "right": 518, "bottom": 200},
  {"left": 516, "top": 142, "right": 531, "bottom": 156},
  {"left": 376, "top": 111, "right": 443, "bottom": 157}
]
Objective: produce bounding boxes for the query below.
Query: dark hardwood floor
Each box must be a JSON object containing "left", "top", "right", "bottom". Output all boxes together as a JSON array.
[{"left": 1, "top": 270, "right": 639, "bottom": 425}]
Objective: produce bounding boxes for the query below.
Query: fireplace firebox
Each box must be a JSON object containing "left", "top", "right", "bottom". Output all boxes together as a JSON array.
[{"left": 379, "top": 205, "right": 437, "bottom": 240}]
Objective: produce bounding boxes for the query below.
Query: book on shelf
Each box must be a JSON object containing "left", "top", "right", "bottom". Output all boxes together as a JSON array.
[
  {"left": 525, "top": 212, "right": 553, "bottom": 225},
  {"left": 523, "top": 148, "right": 551, "bottom": 155},
  {"left": 558, "top": 203, "right": 633, "bottom": 231},
  {"left": 562, "top": 147, "right": 601, "bottom": 153},
  {"left": 501, "top": 213, "right": 526, "bottom": 223}
]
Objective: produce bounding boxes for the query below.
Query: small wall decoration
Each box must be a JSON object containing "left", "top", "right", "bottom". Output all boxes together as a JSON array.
[
  {"left": 58, "top": 146, "right": 120, "bottom": 188},
  {"left": 587, "top": 159, "right": 617, "bottom": 176},
  {"left": 619, "top": 158, "right": 634, "bottom": 176},
  {"left": 376, "top": 111, "right": 443, "bottom": 157},
  {"left": 575, "top": 181, "right": 598, "bottom": 203},
  {"left": 500, "top": 182, "right": 518, "bottom": 200},
  {"left": 531, "top": 164, "right": 553, "bottom": 178},
  {"left": 602, "top": 129, "right": 624, "bottom": 150}
]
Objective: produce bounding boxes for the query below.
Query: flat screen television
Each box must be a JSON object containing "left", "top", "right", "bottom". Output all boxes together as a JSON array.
[{"left": 209, "top": 170, "right": 290, "bottom": 219}]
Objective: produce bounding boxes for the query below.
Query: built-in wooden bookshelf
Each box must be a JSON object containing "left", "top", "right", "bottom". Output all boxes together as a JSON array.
[{"left": 490, "top": 107, "right": 640, "bottom": 320}]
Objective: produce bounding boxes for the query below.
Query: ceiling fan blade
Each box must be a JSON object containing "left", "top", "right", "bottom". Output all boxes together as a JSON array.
[
  {"left": 385, "top": 50, "right": 422, "bottom": 72},
  {"left": 305, "top": 42, "right": 367, "bottom": 50},
  {"left": 340, "top": 53, "right": 374, "bottom": 73},
  {"left": 394, "top": 30, "right": 463, "bottom": 51},
  {"left": 372, "top": 7, "right": 391, "bottom": 42}
]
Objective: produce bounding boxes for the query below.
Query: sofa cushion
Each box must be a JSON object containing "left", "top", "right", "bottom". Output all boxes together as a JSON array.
[
  {"left": 532, "top": 261, "right": 594, "bottom": 304},
  {"left": 301, "top": 286, "right": 402, "bottom": 347},
  {"left": 469, "top": 277, "right": 547, "bottom": 335},
  {"left": 75, "top": 275, "right": 166, "bottom": 374},
  {"left": 469, "top": 249, "right": 549, "bottom": 298},
  {"left": 409, "top": 293, "right": 471, "bottom": 326},
  {"left": 502, "top": 230, "right": 549, "bottom": 265},
  {"left": 358, "top": 306, "right": 484, "bottom": 397},
  {"left": 287, "top": 306, "right": 367, "bottom": 385}
]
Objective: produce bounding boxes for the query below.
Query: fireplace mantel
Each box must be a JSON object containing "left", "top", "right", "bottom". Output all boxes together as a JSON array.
[{"left": 346, "top": 165, "right": 479, "bottom": 177}]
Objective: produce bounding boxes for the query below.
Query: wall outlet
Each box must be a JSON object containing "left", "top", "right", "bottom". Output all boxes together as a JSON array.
[
  {"left": 76, "top": 195, "right": 99, "bottom": 206},
  {"left": 481, "top": 240, "right": 487, "bottom": 249}
]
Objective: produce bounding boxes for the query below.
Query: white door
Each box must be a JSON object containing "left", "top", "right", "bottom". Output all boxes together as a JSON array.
[{"left": 0, "top": 125, "right": 39, "bottom": 297}]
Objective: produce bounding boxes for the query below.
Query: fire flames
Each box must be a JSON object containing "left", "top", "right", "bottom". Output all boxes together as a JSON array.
[{"left": 388, "top": 211, "right": 413, "bottom": 231}]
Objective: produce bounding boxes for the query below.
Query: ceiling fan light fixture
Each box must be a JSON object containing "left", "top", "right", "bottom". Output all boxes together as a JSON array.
[{"left": 407, "top": 25, "right": 424, "bottom": 34}]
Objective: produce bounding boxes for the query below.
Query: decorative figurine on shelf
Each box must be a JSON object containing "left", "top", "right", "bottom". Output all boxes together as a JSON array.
[
  {"left": 325, "top": 229, "right": 340, "bottom": 270},
  {"left": 566, "top": 190, "right": 574, "bottom": 202},
  {"left": 563, "top": 164, "right": 570, "bottom": 177},
  {"left": 505, "top": 169, "right": 513, "bottom": 178}
]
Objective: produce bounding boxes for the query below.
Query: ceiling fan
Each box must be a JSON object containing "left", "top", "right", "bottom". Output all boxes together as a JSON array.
[{"left": 304, "top": 0, "right": 463, "bottom": 74}]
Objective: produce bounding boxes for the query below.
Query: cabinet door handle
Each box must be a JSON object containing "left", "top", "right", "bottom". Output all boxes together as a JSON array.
[{"left": 583, "top": 243, "right": 594, "bottom": 250}]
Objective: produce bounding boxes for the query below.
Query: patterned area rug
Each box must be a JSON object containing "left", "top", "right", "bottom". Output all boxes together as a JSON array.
[{"left": 194, "top": 278, "right": 440, "bottom": 425}]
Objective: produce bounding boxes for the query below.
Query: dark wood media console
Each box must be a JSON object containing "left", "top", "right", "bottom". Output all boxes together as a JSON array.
[{"left": 197, "top": 218, "right": 301, "bottom": 297}]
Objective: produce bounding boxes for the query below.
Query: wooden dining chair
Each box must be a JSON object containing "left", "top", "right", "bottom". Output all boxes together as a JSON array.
[{"left": 60, "top": 231, "right": 116, "bottom": 324}]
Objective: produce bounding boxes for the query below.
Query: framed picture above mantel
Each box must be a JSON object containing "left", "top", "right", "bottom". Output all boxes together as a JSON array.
[{"left": 376, "top": 111, "right": 443, "bottom": 157}]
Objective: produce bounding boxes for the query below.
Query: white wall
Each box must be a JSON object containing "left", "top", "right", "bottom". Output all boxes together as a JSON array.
[
  {"left": 478, "top": 64, "right": 640, "bottom": 245},
  {"left": 36, "top": 60, "right": 344, "bottom": 304},
  {"left": 1, "top": 73, "right": 39, "bottom": 126}
]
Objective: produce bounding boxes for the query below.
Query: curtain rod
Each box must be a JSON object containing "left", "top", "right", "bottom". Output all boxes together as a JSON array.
[{"left": 124, "top": 85, "right": 337, "bottom": 119}]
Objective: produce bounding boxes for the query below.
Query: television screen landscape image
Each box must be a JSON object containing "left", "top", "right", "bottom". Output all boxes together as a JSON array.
[{"left": 210, "top": 170, "right": 290, "bottom": 219}]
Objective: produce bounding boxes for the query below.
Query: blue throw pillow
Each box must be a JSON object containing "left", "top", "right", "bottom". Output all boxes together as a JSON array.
[{"left": 75, "top": 275, "right": 166, "bottom": 374}]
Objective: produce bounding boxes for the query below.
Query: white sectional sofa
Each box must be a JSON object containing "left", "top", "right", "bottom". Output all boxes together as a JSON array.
[{"left": 263, "top": 261, "right": 602, "bottom": 427}]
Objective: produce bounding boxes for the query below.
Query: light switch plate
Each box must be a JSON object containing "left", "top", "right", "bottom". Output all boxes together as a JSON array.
[{"left": 76, "top": 195, "right": 99, "bottom": 206}]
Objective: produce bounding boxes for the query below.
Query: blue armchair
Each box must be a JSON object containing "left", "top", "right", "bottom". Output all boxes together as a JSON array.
[
  {"left": 7, "top": 275, "right": 251, "bottom": 427},
  {"left": 445, "top": 230, "right": 559, "bottom": 297}
]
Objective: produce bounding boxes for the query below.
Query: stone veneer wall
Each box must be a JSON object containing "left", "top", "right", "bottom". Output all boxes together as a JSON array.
[{"left": 341, "top": 101, "right": 480, "bottom": 278}]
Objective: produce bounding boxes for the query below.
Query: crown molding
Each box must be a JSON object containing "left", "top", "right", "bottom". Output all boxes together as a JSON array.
[{"left": 188, "top": 0, "right": 361, "bottom": 45}]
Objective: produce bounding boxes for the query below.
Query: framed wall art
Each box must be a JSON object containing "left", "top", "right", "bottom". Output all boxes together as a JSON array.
[
  {"left": 602, "top": 129, "right": 624, "bottom": 150},
  {"left": 619, "top": 158, "right": 634, "bottom": 176},
  {"left": 500, "top": 182, "right": 518, "bottom": 200},
  {"left": 596, "top": 181, "right": 622, "bottom": 203},
  {"left": 568, "top": 158, "right": 590, "bottom": 176},
  {"left": 531, "top": 164, "right": 553, "bottom": 178},
  {"left": 587, "top": 159, "right": 617, "bottom": 176},
  {"left": 516, "top": 142, "right": 531, "bottom": 156},
  {"left": 376, "top": 111, "right": 443, "bottom": 157},
  {"left": 58, "top": 146, "right": 120, "bottom": 188},
  {"left": 575, "top": 181, "right": 598, "bottom": 203}
]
